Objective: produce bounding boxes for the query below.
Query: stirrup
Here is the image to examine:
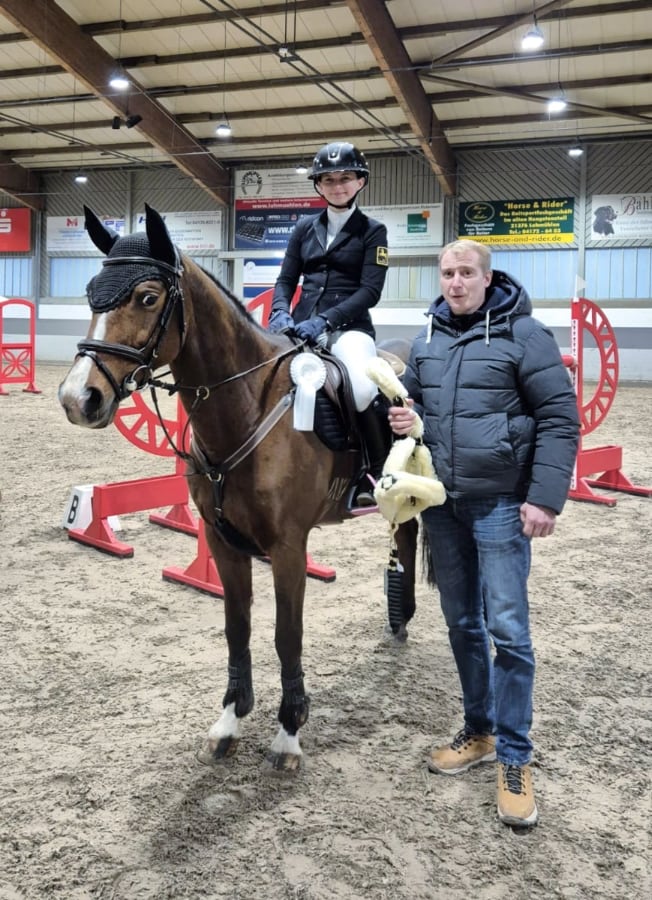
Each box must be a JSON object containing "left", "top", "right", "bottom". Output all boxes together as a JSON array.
[{"left": 349, "top": 474, "right": 379, "bottom": 515}]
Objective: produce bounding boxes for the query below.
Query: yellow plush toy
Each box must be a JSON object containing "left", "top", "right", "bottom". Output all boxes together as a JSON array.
[{"left": 365, "top": 357, "right": 446, "bottom": 526}]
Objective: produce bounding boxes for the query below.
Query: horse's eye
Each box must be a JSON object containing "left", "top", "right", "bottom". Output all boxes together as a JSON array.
[{"left": 141, "top": 292, "right": 159, "bottom": 308}]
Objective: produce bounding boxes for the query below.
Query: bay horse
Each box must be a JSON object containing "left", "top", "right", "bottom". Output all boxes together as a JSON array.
[{"left": 58, "top": 205, "right": 419, "bottom": 772}]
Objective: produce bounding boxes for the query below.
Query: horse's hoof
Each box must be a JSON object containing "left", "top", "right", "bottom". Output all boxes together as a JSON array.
[
  {"left": 381, "top": 623, "right": 409, "bottom": 645},
  {"left": 196, "top": 737, "right": 240, "bottom": 766},
  {"left": 263, "top": 751, "right": 302, "bottom": 774}
]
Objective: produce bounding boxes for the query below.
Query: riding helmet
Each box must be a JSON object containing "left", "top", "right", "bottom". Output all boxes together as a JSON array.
[{"left": 309, "top": 142, "right": 370, "bottom": 183}]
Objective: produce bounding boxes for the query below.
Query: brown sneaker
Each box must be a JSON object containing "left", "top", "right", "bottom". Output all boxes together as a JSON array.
[
  {"left": 497, "top": 763, "right": 539, "bottom": 827},
  {"left": 428, "top": 728, "right": 496, "bottom": 775}
]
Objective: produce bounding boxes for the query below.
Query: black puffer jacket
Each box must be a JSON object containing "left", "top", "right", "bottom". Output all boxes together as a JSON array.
[
  {"left": 271, "top": 207, "right": 388, "bottom": 337},
  {"left": 403, "top": 270, "right": 580, "bottom": 514}
]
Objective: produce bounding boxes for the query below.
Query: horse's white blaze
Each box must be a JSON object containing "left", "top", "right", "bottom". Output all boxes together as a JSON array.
[
  {"left": 270, "top": 726, "right": 302, "bottom": 757},
  {"left": 207, "top": 702, "right": 240, "bottom": 741},
  {"left": 59, "top": 314, "right": 107, "bottom": 403}
]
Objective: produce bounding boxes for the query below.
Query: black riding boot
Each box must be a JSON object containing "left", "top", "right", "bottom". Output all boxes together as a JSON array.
[{"left": 354, "top": 398, "right": 391, "bottom": 508}]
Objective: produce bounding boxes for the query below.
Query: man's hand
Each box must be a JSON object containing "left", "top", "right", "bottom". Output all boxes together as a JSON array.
[
  {"left": 267, "top": 309, "right": 295, "bottom": 334},
  {"left": 388, "top": 399, "right": 416, "bottom": 435},
  {"left": 520, "top": 502, "right": 556, "bottom": 538},
  {"left": 294, "top": 315, "right": 329, "bottom": 345}
]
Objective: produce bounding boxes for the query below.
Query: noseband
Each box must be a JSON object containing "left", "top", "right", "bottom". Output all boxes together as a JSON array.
[{"left": 77, "top": 254, "right": 185, "bottom": 403}]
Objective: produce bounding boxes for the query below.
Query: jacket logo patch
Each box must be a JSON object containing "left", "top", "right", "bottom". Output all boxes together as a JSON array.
[{"left": 376, "top": 246, "right": 389, "bottom": 266}]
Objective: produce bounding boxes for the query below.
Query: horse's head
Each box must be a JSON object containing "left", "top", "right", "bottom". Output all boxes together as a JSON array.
[{"left": 59, "top": 205, "right": 185, "bottom": 428}]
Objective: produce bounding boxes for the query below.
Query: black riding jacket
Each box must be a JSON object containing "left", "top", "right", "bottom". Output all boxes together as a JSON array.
[
  {"left": 271, "top": 207, "right": 389, "bottom": 338},
  {"left": 403, "top": 270, "right": 580, "bottom": 514}
]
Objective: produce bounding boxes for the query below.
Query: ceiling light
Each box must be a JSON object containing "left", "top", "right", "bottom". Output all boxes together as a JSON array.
[
  {"left": 295, "top": 163, "right": 308, "bottom": 175},
  {"left": 109, "top": 72, "right": 130, "bottom": 90},
  {"left": 74, "top": 173, "right": 88, "bottom": 185},
  {"left": 278, "top": 45, "right": 297, "bottom": 62},
  {"left": 521, "top": 20, "right": 544, "bottom": 51},
  {"left": 568, "top": 144, "right": 584, "bottom": 158},
  {"left": 547, "top": 96, "right": 567, "bottom": 114},
  {"left": 215, "top": 121, "right": 232, "bottom": 138}
]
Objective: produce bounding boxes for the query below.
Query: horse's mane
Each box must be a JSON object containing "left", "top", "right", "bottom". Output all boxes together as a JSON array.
[{"left": 191, "top": 259, "right": 261, "bottom": 329}]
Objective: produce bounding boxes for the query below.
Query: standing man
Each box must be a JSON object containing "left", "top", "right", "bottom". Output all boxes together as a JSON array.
[
  {"left": 267, "top": 141, "right": 389, "bottom": 506},
  {"left": 388, "top": 239, "right": 580, "bottom": 827}
]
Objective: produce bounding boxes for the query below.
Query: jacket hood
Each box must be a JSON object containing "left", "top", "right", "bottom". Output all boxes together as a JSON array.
[{"left": 427, "top": 269, "right": 532, "bottom": 327}]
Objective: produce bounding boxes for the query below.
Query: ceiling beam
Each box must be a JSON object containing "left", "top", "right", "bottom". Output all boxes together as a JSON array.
[
  {"left": 10, "top": 126, "right": 417, "bottom": 164},
  {"left": 11, "top": 104, "right": 652, "bottom": 166},
  {"left": 0, "top": 0, "right": 231, "bottom": 208},
  {"left": 0, "top": 33, "right": 649, "bottom": 91},
  {"left": 1, "top": 61, "right": 650, "bottom": 115},
  {"left": 425, "top": 73, "right": 652, "bottom": 127},
  {"left": 428, "top": 0, "right": 576, "bottom": 68},
  {"left": 344, "top": 0, "right": 456, "bottom": 195},
  {"left": 1, "top": 0, "right": 646, "bottom": 45},
  {"left": 440, "top": 109, "right": 652, "bottom": 133},
  {"left": 3, "top": 73, "right": 649, "bottom": 140}
]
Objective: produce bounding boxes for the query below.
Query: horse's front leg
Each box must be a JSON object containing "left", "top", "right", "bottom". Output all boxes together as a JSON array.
[
  {"left": 266, "top": 542, "right": 310, "bottom": 773},
  {"left": 198, "top": 529, "right": 255, "bottom": 765}
]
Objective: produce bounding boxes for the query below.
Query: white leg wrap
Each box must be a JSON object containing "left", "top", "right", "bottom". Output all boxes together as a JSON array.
[
  {"left": 207, "top": 702, "right": 240, "bottom": 741},
  {"left": 270, "top": 726, "right": 302, "bottom": 757}
]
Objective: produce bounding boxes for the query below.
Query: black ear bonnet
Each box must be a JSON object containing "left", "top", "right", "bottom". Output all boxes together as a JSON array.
[{"left": 86, "top": 232, "right": 180, "bottom": 312}]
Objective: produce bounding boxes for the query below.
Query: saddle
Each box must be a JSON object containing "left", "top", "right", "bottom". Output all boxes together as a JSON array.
[{"left": 311, "top": 347, "right": 405, "bottom": 453}]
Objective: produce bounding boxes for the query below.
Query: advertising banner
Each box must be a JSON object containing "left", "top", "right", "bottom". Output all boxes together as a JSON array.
[
  {"left": 46, "top": 215, "right": 125, "bottom": 252},
  {"left": 367, "top": 204, "right": 444, "bottom": 249},
  {"left": 458, "top": 198, "right": 575, "bottom": 244},
  {"left": 235, "top": 167, "right": 319, "bottom": 203},
  {"left": 0, "top": 208, "right": 31, "bottom": 252},
  {"left": 590, "top": 193, "right": 652, "bottom": 240},
  {"left": 234, "top": 166, "right": 324, "bottom": 250},
  {"left": 235, "top": 204, "right": 321, "bottom": 250},
  {"left": 134, "top": 210, "right": 223, "bottom": 251},
  {"left": 234, "top": 165, "right": 446, "bottom": 251}
]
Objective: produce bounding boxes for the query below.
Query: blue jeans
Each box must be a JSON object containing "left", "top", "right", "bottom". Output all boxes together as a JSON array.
[{"left": 421, "top": 495, "right": 535, "bottom": 765}]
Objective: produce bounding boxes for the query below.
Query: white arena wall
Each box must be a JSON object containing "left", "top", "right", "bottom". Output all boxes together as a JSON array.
[{"left": 2, "top": 300, "right": 648, "bottom": 383}]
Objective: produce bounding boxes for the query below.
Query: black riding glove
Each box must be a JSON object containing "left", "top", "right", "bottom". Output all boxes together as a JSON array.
[
  {"left": 267, "top": 309, "right": 295, "bottom": 333},
  {"left": 294, "top": 315, "right": 330, "bottom": 345}
]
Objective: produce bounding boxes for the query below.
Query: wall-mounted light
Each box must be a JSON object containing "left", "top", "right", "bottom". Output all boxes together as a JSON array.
[
  {"left": 568, "top": 144, "right": 584, "bottom": 158},
  {"left": 74, "top": 172, "right": 88, "bottom": 185},
  {"left": 215, "top": 121, "right": 232, "bottom": 138},
  {"left": 295, "top": 163, "right": 308, "bottom": 175},
  {"left": 521, "top": 19, "right": 544, "bottom": 51}
]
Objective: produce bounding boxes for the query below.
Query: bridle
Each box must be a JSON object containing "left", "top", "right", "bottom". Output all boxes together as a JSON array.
[
  {"left": 76, "top": 248, "right": 302, "bottom": 472},
  {"left": 76, "top": 254, "right": 185, "bottom": 404}
]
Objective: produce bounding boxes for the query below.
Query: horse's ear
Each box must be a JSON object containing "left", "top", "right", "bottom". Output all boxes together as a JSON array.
[
  {"left": 144, "top": 204, "right": 177, "bottom": 267},
  {"left": 84, "top": 205, "right": 119, "bottom": 255}
]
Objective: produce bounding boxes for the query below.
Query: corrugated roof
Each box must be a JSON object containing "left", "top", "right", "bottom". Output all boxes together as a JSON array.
[{"left": 0, "top": 0, "right": 649, "bottom": 208}]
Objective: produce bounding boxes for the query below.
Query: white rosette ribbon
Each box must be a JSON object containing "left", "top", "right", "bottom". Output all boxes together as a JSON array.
[{"left": 290, "top": 353, "right": 327, "bottom": 431}]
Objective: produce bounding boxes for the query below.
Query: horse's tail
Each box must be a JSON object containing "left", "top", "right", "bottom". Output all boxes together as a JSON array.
[{"left": 420, "top": 525, "right": 437, "bottom": 587}]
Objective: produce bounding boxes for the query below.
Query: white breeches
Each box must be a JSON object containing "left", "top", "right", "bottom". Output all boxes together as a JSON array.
[{"left": 331, "top": 330, "right": 378, "bottom": 411}]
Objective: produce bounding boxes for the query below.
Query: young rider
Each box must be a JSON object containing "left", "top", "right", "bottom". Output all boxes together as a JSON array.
[{"left": 268, "top": 141, "right": 390, "bottom": 506}]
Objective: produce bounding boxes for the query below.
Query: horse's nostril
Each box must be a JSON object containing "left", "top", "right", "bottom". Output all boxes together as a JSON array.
[{"left": 84, "top": 387, "right": 105, "bottom": 419}]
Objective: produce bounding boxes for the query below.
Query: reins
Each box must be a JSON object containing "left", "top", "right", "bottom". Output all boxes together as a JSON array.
[{"left": 145, "top": 341, "right": 300, "bottom": 465}]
